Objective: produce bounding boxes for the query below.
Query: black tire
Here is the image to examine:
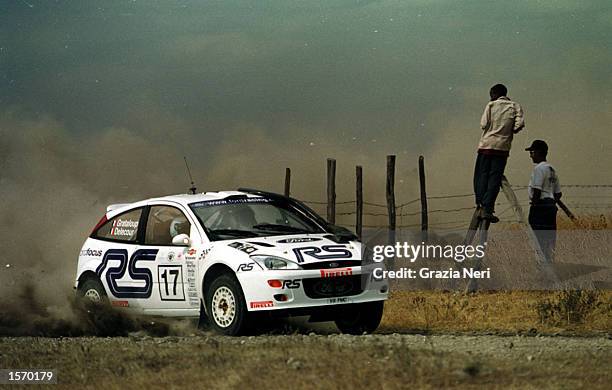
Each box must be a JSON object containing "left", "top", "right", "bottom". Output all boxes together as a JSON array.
[
  {"left": 205, "top": 273, "right": 249, "bottom": 336},
  {"left": 77, "top": 278, "right": 109, "bottom": 306},
  {"left": 76, "top": 278, "right": 133, "bottom": 337},
  {"left": 335, "top": 301, "right": 384, "bottom": 335},
  {"left": 198, "top": 301, "right": 211, "bottom": 330}
]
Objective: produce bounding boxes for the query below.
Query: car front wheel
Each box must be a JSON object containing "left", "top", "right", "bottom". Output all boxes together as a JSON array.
[
  {"left": 205, "top": 274, "right": 249, "bottom": 336},
  {"left": 335, "top": 301, "right": 384, "bottom": 335}
]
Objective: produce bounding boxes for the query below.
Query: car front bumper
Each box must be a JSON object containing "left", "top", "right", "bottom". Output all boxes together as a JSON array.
[{"left": 237, "top": 266, "right": 388, "bottom": 312}]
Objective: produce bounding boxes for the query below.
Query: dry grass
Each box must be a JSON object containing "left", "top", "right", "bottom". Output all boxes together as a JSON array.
[
  {"left": 557, "top": 214, "right": 609, "bottom": 230},
  {"left": 380, "top": 290, "right": 612, "bottom": 335}
]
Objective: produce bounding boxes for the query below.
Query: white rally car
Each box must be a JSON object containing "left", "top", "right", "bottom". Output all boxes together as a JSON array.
[{"left": 75, "top": 189, "right": 388, "bottom": 335}]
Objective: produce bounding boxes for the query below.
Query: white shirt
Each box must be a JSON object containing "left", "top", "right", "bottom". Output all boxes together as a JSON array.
[
  {"left": 528, "top": 161, "right": 561, "bottom": 200},
  {"left": 478, "top": 96, "right": 525, "bottom": 151}
]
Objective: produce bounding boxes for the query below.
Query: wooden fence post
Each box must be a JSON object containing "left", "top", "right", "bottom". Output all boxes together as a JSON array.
[
  {"left": 386, "top": 155, "right": 396, "bottom": 244},
  {"left": 284, "top": 168, "right": 291, "bottom": 197},
  {"left": 356, "top": 165, "right": 363, "bottom": 239},
  {"left": 419, "top": 155, "right": 428, "bottom": 241},
  {"left": 327, "top": 158, "right": 336, "bottom": 224}
]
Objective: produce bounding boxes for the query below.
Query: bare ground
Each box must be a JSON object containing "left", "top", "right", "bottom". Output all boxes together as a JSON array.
[{"left": 0, "top": 333, "right": 610, "bottom": 389}]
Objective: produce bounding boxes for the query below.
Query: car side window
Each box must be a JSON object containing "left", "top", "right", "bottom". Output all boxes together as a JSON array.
[
  {"left": 94, "top": 208, "right": 142, "bottom": 242},
  {"left": 145, "top": 206, "right": 191, "bottom": 246}
]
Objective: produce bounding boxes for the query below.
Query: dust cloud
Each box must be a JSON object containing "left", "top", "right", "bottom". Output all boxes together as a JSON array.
[
  {"left": 0, "top": 111, "right": 193, "bottom": 334},
  {"left": 0, "top": 109, "right": 410, "bottom": 335}
]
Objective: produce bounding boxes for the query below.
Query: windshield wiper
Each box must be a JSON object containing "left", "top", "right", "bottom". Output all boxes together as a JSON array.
[
  {"left": 210, "top": 229, "right": 259, "bottom": 238},
  {"left": 252, "top": 223, "right": 311, "bottom": 234}
]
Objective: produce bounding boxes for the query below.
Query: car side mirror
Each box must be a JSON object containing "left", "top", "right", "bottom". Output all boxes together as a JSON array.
[{"left": 172, "top": 234, "right": 191, "bottom": 246}]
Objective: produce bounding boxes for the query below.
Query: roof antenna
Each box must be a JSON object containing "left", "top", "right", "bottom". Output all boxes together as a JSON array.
[{"left": 183, "top": 156, "right": 197, "bottom": 194}]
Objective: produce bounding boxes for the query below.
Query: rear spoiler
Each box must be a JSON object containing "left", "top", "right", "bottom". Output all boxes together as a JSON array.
[
  {"left": 106, "top": 203, "right": 130, "bottom": 212},
  {"left": 237, "top": 188, "right": 358, "bottom": 242}
]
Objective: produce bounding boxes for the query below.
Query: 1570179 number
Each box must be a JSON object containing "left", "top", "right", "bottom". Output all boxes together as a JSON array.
[{"left": 0, "top": 370, "right": 57, "bottom": 384}]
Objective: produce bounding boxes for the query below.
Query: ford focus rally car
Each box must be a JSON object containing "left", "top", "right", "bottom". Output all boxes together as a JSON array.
[{"left": 75, "top": 189, "right": 388, "bottom": 335}]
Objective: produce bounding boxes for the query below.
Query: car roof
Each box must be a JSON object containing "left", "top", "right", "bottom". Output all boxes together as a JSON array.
[
  {"left": 107, "top": 190, "right": 262, "bottom": 216},
  {"left": 149, "top": 190, "right": 260, "bottom": 204}
]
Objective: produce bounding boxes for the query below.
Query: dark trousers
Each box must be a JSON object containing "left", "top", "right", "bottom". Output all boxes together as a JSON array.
[
  {"left": 528, "top": 199, "right": 558, "bottom": 262},
  {"left": 473, "top": 153, "right": 508, "bottom": 213}
]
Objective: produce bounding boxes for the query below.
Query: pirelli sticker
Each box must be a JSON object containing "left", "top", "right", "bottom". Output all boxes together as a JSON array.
[{"left": 250, "top": 301, "right": 274, "bottom": 309}]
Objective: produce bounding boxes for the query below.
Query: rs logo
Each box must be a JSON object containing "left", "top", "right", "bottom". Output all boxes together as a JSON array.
[
  {"left": 237, "top": 263, "right": 256, "bottom": 272},
  {"left": 292, "top": 245, "right": 352, "bottom": 263},
  {"left": 282, "top": 280, "right": 301, "bottom": 289},
  {"left": 96, "top": 249, "right": 158, "bottom": 298}
]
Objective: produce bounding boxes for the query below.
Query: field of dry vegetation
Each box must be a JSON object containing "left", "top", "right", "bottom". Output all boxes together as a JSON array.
[
  {"left": 381, "top": 290, "right": 611, "bottom": 335},
  {"left": 377, "top": 215, "right": 611, "bottom": 334}
]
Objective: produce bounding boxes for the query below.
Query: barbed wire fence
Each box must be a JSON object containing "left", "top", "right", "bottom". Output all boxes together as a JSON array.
[{"left": 284, "top": 157, "right": 612, "bottom": 236}]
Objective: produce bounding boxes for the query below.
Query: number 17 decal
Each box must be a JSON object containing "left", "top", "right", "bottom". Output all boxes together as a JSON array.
[{"left": 158, "top": 265, "right": 185, "bottom": 301}]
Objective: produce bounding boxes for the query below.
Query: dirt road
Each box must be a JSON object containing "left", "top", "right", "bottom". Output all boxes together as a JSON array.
[{"left": 1, "top": 333, "right": 609, "bottom": 389}]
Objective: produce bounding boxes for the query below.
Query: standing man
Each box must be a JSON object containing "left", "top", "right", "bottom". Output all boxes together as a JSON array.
[
  {"left": 474, "top": 83, "right": 525, "bottom": 222},
  {"left": 526, "top": 140, "right": 561, "bottom": 262}
]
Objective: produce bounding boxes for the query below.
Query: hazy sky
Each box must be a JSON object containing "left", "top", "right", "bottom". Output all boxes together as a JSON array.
[{"left": 1, "top": 0, "right": 611, "bottom": 202}]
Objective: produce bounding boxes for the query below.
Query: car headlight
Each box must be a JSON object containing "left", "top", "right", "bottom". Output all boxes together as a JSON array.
[{"left": 250, "top": 255, "right": 302, "bottom": 270}]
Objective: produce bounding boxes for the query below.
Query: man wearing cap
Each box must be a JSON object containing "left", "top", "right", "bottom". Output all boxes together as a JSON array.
[
  {"left": 526, "top": 140, "right": 561, "bottom": 262},
  {"left": 474, "top": 83, "right": 525, "bottom": 223}
]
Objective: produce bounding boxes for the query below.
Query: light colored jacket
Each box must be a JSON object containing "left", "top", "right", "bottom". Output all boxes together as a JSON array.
[{"left": 478, "top": 96, "right": 524, "bottom": 151}]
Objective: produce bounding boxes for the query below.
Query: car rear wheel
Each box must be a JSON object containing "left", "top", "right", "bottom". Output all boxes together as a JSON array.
[
  {"left": 77, "top": 278, "right": 109, "bottom": 306},
  {"left": 205, "top": 274, "right": 249, "bottom": 336},
  {"left": 335, "top": 301, "right": 384, "bottom": 335}
]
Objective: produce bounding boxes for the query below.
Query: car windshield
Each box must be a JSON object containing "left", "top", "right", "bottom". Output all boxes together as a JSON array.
[{"left": 189, "top": 196, "right": 325, "bottom": 240}]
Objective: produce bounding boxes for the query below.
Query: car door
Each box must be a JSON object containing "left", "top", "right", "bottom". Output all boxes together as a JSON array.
[
  {"left": 138, "top": 203, "right": 200, "bottom": 316},
  {"left": 91, "top": 207, "right": 150, "bottom": 310}
]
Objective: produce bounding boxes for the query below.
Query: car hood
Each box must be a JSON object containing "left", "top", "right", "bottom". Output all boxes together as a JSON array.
[{"left": 216, "top": 233, "right": 362, "bottom": 266}]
